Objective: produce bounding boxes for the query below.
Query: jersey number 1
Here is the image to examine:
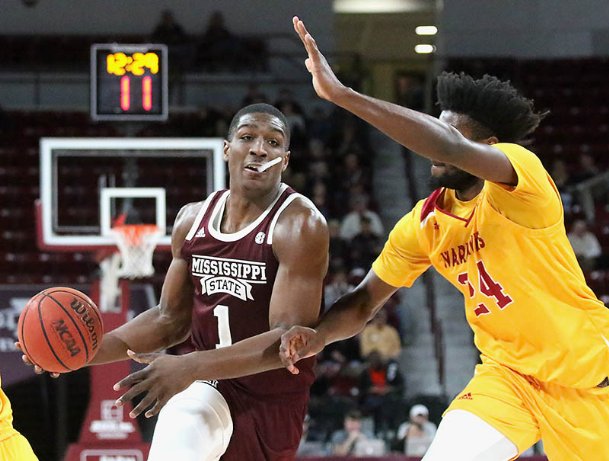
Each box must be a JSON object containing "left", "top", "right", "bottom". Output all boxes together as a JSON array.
[
  {"left": 214, "top": 305, "right": 233, "bottom": 348},
  {"left": 457, "top": 261, "right": 513, "bottom": 316}
]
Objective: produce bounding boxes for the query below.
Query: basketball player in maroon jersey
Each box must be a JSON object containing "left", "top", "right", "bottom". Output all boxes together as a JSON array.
[{"left": 20, "top": 104, "right": 329, "bottom": 461}]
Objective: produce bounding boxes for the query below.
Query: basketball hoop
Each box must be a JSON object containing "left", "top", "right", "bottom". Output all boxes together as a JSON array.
[{"left": 111, "top": 224, "right": 163, "bottom": 279}]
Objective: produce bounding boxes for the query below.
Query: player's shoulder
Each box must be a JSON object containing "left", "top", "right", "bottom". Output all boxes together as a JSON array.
[
  {"left": 172, "top": 192, "right": 221, "bottom": 241},
  {"left": 274, "top": 193, "right": 328, "bottom": 247},
  {"left": 493, "top": 142, "right": 544, "bottom": 168}
]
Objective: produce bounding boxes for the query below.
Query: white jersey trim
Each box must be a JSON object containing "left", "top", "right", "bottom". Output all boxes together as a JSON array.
[
  {"left": 185, "top": 191, "right": 220, "bottom": 241},
  {"left": 208, "top": 184, "right": 288, "bottom": 242},
  {"left": 267, "top": 193, "right": 315, "bottom": 245}
]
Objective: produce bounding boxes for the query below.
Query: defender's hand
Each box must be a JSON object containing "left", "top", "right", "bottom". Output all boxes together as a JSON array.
[
  {"left": 293, "top": 16, "right": 348, "bottom": 102},
  {"left": 114, "top": 350, "right": 194, "bottom": 418},
  {"left": 279, "top": 326, "right": 325, "bottom": 375},
  {"left": 15, "top": 342, "right": 61, "bottom": 378}
]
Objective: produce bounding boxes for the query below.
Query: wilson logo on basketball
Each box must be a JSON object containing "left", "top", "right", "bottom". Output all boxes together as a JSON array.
[
  {"left": 70, "top": 298, "right": 100, "bottom": 350},
  {"left": 52, "top": 319, "right": 81, "bottom": 357}
]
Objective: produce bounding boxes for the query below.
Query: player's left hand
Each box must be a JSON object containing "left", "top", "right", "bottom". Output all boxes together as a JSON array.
[{"left": 113, "top": 350, "right": 195, "bottom": 418}]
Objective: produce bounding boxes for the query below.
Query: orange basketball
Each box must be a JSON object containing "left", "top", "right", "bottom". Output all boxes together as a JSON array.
[{"left": 17, "top": 287, "right": 104, "bottom": 373}]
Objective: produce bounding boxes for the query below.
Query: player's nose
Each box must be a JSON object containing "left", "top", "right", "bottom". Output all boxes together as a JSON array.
[{"left": 249, "top": 138, "right": 268, "bottom": 157}]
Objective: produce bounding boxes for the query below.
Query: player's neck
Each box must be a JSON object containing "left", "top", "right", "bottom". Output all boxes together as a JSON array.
[
  {"left": 454, "top": 179, "right": 484, "bottom": 201},
  {"left": 222, "top": 184, "right": 281, "bottom": 233}
]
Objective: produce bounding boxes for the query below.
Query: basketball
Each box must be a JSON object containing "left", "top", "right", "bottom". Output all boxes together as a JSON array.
[{"left": 17, "top": 287, "right": 104, "bottom": 373}]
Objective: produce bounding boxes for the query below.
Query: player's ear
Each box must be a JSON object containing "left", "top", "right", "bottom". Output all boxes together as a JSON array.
[
  {"left": 486, "top": 136, "right": 499, "bottom": 145},
  {"left": 282, "top": 151, "right": 290, "bottom": 171},
  {"left": 223, "top": 140, "right": 230, "bottom": 161}
]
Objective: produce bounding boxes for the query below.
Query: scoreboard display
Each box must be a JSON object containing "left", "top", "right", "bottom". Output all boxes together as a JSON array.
[{"left": 91, "top": 44, "right": 168, "bottom": 121}]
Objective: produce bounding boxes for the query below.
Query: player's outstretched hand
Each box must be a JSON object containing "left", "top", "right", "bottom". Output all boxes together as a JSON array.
[
  {"left": 113, "top": 350, "right": 194, "bottom": 419},
  {"left": 14, "top": 342, "right": 61, "bottom": 378},
  {"left": 293, "top": 16, "right": 347, "bottom": 103},
  {"left": 279, "top": 326, "right": 324, "bottom": 375}
]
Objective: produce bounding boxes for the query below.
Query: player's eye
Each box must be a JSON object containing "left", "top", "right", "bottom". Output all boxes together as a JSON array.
[{"left": 267, "top": 139, "right": 279, "bottom": 147}]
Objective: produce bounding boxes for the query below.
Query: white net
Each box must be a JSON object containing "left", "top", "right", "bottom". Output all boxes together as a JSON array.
[{"left": 110, "top": 224, "right": 163, "bottom": 279}]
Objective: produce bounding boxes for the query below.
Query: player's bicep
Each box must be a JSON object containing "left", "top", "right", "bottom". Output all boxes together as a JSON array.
[
  {"left": 448, "top": 140, "right": 517, "bottom": 186},
  {"left": 269, "top": 203, "right": 329, "bottom": 329}
]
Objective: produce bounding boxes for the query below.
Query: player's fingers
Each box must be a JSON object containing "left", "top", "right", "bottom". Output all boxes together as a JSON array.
[
  {"left": 14, "top": 342, "right": 23, "bottom": 352},
  {"left": 113, "top": 369, "right": 148, "bottom": 391},
  {"left": 50, "top": 372, "right": 60, "bottom": 378},
  {"left": 293, "top": 16, "right": 307, "bottom": 45},
  {"left": 126, "top": 349, "right": 158, "bottom": 364},
  {"left": 115, "top": 381, "right": 148, "bottom": 407},
  {"left": 128, "top": 392, "right": 157, "bottom": 419},
  {"left": 144, "top": 399, "right": 164, "bottom": 418}
]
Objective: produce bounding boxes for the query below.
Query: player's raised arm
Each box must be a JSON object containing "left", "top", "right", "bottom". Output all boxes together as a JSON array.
[
  {"left": 89, "top": 202, "right": 198, "bottom": 365},
  {"left": 293, "top": 16, "right": 522, "bottom": 186}
]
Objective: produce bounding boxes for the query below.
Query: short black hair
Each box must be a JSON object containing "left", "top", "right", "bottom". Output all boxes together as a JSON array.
[
  {"left": 227, "top": 103, "right": 290, "bottom": 149},
  {"left": 436, "top": 72, "right": 547, "bottom": 143}
]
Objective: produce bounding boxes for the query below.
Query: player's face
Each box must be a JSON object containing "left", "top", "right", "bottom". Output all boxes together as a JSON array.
[
  {"left": 428, "top": 111, "right": 479, "bottom": 191},
  {"left": 224, "top": 113, "right": 290, "bottom": 193}
]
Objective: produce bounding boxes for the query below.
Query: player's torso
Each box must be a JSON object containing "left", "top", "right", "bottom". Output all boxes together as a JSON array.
[
  {"left": 420, "top": 188, "right": 609, "bottom": 388},
  {"left": 181, "top": 185, "right": 315, "bottom": 397},
  {"left": 0, "top": 375, "right": 17, "bottom": 441}
]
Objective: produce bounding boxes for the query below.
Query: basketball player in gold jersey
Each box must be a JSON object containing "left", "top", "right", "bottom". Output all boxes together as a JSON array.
[
  {"left": 280, "top": 17, "right": 609, "bottom": 461},
  {"left": 0, "top": 375, "right": 38, "bottom": 460}
]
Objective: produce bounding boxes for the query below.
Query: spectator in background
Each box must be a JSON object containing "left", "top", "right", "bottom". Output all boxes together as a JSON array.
[
  {"left": 297, "top": 414, "right": 328, "bottom": 457},
  {"left": 325, "top": 269, "right": 354, "bottom": 311},
  {"left": 358, "top": 350, "right": 405, "bottom": 434},
  {"left": 340, "top": 194, "right": 384, "bottom": 240},
  {"left": 197, "top": 10, "right": 243, "bottom": 71},
  {"left": 360, "top": 309, "right": 401, "bottom": 362},
  {"left": 311, "top": 181, "right": 330, "bottom": 218},
  {"left": 395, "top": 73, "right": 425, "bottom": 111},
  {"left": 328, "top": 219, "right": 350, "bottom": 271},
  {"left": 241, "top": 83, "right": 268, "bottom": 106},
  {"left": 152, "top": 9, "right": 187, "bottom": 47},
  {"left": 550, "top": 159, "right": 573, "bottom": 212},
  {"left": 572, "top": 152, "right": 599, "bottom": 183},
  {"left": 349, "top": 216, "right": 383, "bottom": 270},
  {"left": 152, "top": 9, "right": 191, "bottom": 100},
  {"left": 329, "top": 410, "right": 373, "bottom": 456},
  {"left": 274, "top": 88, "right": 305, "bottom": 116},
  {"left": 396, "top": 404, "right": 437, "bottom": 457},
  {"left": 568, "top": 219, "right": 602, "bottom": 271},
  {"left": 339, "top": 152, "right": 371, "bottom": 195}
]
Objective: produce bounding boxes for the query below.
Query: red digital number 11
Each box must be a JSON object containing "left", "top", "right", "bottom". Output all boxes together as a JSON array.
[
  {"left": 457, "top": 261, "right": 513, "bottom": 316},
  {"left": 120, "top": 76, "right": 153, "bottom": 112}
]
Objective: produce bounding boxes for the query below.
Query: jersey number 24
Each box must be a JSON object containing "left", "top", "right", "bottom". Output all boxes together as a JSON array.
[{"left": 457, "top": 260, "right": 513, "bottom": 316}]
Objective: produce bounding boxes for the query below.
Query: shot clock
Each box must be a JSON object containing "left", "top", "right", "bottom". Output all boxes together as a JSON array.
[{"left": 91, "top": 44, "right": 168, "bottom": 121}]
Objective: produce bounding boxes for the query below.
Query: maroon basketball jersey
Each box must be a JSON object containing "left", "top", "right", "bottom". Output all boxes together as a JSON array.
[{"left": 181, "top": 184, "right": 317, "bottom": 400}]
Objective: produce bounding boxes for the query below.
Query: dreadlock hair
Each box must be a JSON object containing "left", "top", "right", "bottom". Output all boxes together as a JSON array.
[
  {"left": 436, "top": 72, "right": 547, "bottom": 143},
  {"left": 227, "top": 103, "right": 290, "bottom": 149}
]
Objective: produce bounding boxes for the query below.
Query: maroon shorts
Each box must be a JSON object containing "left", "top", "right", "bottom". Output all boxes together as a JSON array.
[{"left": 217, "top": 381, "right": 309, "bottom": 461}]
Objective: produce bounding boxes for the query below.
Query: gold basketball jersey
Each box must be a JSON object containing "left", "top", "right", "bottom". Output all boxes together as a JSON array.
[
  {"left": 0, "top": 374, "right": 16, "bottom": 442},
  {"left": 373, "top": 143, "right": 609, "bottom": 389}
]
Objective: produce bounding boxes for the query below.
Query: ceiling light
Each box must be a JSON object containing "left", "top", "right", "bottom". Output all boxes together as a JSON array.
[
  {"left": 416, "top": 26, "right": 438, "bottom": 35},
  {"left": 415, "top": 44, "right": 435, "bottom": 54}
]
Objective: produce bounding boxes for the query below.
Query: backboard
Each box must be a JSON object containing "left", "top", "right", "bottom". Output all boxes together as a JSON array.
[{"left": 38, "top": 137, "right": 225, "bottom": 251}]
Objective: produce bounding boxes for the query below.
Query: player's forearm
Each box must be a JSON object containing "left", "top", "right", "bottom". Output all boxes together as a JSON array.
[
  {"left": 187, "top": 329, "right": 287, "bottom": 380},
  {"left": 332, "top": 87, "right": 464, "bottom": 163},
  {"left": 316, "top": 286, "right": 379, "bottom": 346},
  {"left": 90, "top": 307, "right": 189, "bottom": 365}
]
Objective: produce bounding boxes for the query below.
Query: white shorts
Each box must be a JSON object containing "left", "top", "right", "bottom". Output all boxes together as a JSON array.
[
  {"left": 147, "top": 381, "right": 233, "bottom": 461},
  {"left": 422, "top": 410, "right": 519, "bottom": 461}
]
